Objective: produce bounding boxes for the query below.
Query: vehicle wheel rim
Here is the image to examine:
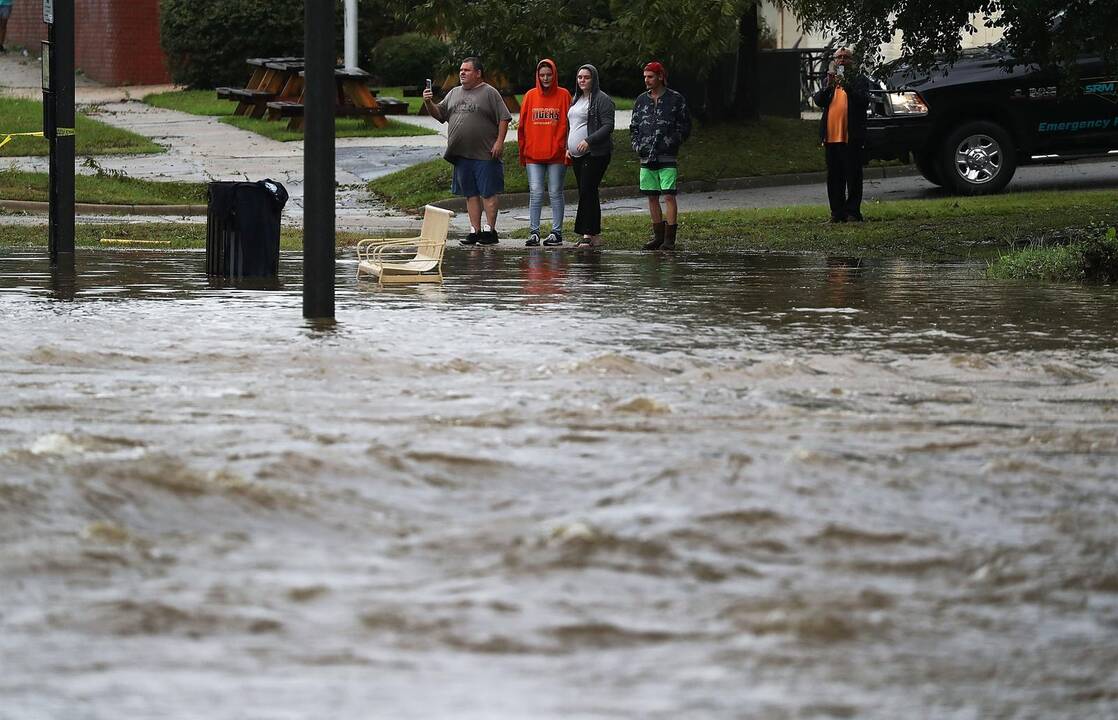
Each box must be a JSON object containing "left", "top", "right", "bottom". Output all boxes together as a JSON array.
[{"left": 953, "top": 134, "right": 1002, "bottom": 184}]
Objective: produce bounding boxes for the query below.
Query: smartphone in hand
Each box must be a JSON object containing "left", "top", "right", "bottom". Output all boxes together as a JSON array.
[{"left": 425, "top": 78, "right": 433, "bottom": 91}]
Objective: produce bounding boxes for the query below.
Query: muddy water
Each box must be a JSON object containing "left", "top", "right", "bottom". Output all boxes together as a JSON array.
[{"left": 1, "top": 248, "right": 1116, "bottom": 719}]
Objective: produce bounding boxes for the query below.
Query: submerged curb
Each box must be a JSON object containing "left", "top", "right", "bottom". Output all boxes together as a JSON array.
[
  {"left": 429, "top": 164, "right": 919, "bottom": 213},
  {"left": 0, "top": 199, "right": 208, "bottom": 216}
]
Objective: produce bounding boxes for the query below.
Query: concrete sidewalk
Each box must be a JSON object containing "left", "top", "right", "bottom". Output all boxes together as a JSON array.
[{"left": 0, "top": 52, "right": 452, "bottom": 232}]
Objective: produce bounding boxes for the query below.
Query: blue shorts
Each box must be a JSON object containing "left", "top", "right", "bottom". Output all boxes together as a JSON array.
[
  {"left": 451, "top": 158, "right": 504, "bottom": 198},
  {"left": 0, "top": 5, "right": 11, "bottom": 19}
]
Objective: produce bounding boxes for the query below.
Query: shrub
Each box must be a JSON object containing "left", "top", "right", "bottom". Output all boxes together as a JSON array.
[
  {"left": 160, "top": 0, "right": 406, "bottom": 89},
  {"left": 368, "top": 33, "right": 452, "bottom": 87},
  {"left": 987, "top": 227, "right": 1118, "bottom": 282},
  {"left": 160, "top": 0, "right": 305, "bottom": 88}
]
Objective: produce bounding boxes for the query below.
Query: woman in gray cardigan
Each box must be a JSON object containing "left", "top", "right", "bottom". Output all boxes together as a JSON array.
[{"left": 566, "top": 64, "right": 615, "bottom": 248}]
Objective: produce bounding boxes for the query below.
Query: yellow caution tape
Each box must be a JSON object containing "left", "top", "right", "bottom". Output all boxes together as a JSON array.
[
  {"left": 0, "top": 131, "right": 46, "bottom": 151},
  {"left": 57, "top": 128, "right": 75, "bottom": 137}
]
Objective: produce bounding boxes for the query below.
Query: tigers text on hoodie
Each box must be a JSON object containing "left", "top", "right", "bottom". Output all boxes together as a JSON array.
[{"left": 517, "top": 59, "right": 572, "bottom": 165}]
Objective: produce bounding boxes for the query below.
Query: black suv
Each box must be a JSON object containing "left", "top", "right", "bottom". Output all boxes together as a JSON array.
[{"left": 865, "top": 45, "right": 1118, "bottom": 194}]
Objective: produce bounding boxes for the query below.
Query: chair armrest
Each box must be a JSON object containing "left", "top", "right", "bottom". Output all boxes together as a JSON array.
[
  {"left": 370, "top": 240, "right": 422, "bottom": 262},
  {"left": 357, "top": 235, "right": 419, "bottom": 261}
]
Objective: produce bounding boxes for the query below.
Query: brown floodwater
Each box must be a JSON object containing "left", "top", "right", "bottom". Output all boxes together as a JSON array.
[{"left": 1, "top": 248, "right": 1116, "bottom": 719}]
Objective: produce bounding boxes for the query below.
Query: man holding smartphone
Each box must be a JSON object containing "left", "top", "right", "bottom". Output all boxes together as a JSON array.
[
  {"left": 812, "top": 47, "right": 871, "bottom": 222},
  {"left": 423, "top": 57, "right": 512, "bottom": 245}
]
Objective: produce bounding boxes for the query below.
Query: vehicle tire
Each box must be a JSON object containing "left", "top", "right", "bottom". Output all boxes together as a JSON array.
[
  {"left": 914, "top": 149, "right": 943, "bottom": 187},
  {"left": 938, "top": 121, "right": 1017, "bottom": 195}
]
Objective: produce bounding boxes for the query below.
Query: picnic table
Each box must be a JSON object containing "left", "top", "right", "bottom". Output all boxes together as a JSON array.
[
  {"left": 219, "top": 60, "right": 410, "bottom": 130},
  {"left": 216, "top": 57, "right": 304, "bottom": 119},
  {"left": 266, "top": 68, "right": 388, "bottom": 131}
]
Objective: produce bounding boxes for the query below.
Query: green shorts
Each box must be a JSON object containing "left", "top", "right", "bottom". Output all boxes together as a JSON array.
[{"left": 639, "top": 166, "right": 678, "bottom": 195}]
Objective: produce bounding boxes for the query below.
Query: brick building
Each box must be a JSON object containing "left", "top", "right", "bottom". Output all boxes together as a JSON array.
[{"left": 4, "top": 0, "right": 170, "bottom": 85}]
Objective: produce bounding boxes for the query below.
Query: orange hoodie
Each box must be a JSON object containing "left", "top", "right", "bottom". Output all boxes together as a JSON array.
[{"left": 517, "top": 58, "right": 571, "bottom": 165}]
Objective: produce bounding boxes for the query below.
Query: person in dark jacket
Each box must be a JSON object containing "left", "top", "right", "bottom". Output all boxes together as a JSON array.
[
  {"left": 629, "top": 61, "right": 691, "bottom": 250},
  {"left": 567, "top": 64, "right": 615, "bottom": 248},
  {"left": 812, "top": 47, "right": 871, "bottom": 222}
]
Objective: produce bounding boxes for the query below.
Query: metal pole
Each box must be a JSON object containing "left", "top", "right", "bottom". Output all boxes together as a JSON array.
[
  {"left": 344, "top": 0, "right": 358, "bottom": 71},
  {"left": 47, "top": 0, "right": 75, "bottom": 269},
  {"left": 303, "top": 0, "right": 336, "bottom": 320}
]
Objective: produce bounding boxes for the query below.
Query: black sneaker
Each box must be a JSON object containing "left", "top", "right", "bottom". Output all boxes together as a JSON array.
[
  {"left": 542, "top": 231, "right": 563, "bottom": 246},
  {"left": 460, "top": 232, "right": 479, "bottom": 246},
  {"left": 477, "top": 229, "right": 499, "bottom": 245},
  {"left": 525, "top": 232, "right": 541, "bottom": 247}
]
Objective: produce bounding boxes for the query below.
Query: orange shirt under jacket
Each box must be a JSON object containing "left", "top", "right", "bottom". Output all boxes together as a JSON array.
[
  {"left": 825, "top": 86, "right": 849, "bottom": 144},
  {"left": 517, "top": 59, "right": 571, "bottom": 165}
]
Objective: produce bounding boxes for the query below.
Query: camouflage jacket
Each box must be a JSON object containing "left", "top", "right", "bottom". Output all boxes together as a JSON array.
[{"left": 629, "top": 88, "right": 692, "bottom": 166}]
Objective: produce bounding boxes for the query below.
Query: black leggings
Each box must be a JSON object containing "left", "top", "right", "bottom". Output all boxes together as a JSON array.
[{"left": 572, "top": 154, "right": 611, "bottom": 236}]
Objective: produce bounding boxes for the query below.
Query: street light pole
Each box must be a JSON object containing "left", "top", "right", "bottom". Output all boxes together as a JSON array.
[{"left": 303, "top": 0, "right": 336, "bottom": 320}]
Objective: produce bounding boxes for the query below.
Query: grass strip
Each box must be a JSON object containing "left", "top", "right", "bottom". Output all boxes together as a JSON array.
[
  {"left": 0, "top": 167, "right": 206, "bottom": 204},
  {"left": 143, "top": 89, "right": 238, "bottom": 116},
  {"left": 2, "top": 190, "right": 1114, "bottom": 259},
  {"left": 143, "top": 88, "right": 634, "bottom": 119},
  {"left": 220, "top": 115, "right": 435, "bottom": 141},
  {"left": 592, "top": 189, "right": 1118, "bottom": 256},
  {"left": 0, "top": 223, "right": 360, "bottom": 251},
  {"left": 370, "top": 118, "right": 844, "bottom": 209},
  {"left": 0, "top": 97, "right": 162, "bottom": 157}
]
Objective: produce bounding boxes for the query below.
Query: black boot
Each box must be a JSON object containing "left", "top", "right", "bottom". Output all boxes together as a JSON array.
[
  {"left": 642, "top": 221, "right": 666, "bottom": 250},
  {"left": 662, "top": 223, "right": 678, "bottom": 250}
]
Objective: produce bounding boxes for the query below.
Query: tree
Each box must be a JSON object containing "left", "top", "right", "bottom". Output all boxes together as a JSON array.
[
  {"left": 383, "top": 0, "right": 769, "bottom": 119},
  {"left": 779, "top": 0, "right": 1117, "bottom": 75}
]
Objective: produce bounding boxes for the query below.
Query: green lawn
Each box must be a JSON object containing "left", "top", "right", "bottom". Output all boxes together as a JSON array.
[
  {"left": 143, "top": 88, "right": 238, "bottom": 116},
  {"left": 0, "top": 168, "right": 206, "bottom": 204},
  {"left": 593, "top": 189, "right": 1118, "bottom": 256},
  {"left": 141, "top": 88, "right": 436, "bottom": 140},
  {"left": 370, "top": 117, "right": 829, "bottom": 209},
  {"left": 0, "top": 98, "right": 162, "bottom": 157}
]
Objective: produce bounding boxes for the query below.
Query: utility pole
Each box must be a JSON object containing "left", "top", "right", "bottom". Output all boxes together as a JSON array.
[
  {"left": 44, "top": 0, "right": 75, "bottom": 269},
  {"left": 303, "top": 0, "right": 336, "bottom": 319}
]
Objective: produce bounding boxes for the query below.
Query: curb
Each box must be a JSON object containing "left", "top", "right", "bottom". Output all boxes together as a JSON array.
[
  {"left": 0, "top": 199, "right": 208, "bottom": 216},
  {"left": 429, "top": 164, "right": 920, "bottom": 213}
]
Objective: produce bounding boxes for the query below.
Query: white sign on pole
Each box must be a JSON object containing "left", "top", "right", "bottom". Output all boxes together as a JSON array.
[{"left": 44, "top": 0, "right": 54, "bottom": 24}]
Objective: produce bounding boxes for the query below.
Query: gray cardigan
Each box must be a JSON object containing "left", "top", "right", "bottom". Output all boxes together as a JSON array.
[{"left": 571, "top": 64, "right": 615, "bottom": 157}]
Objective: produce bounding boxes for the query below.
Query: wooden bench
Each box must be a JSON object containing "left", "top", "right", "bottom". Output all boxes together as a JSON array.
[
  {"left": 375, "top": 97, "right": 409, "bottom": 115},
  {"left": 265, "top": 101, "right": 386, "bottom": 131}
]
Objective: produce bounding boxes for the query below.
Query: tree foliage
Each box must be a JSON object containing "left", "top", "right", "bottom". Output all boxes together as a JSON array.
[
  {"left": 779, "top": 0, "right": 1117, "bottom": 74},
  {"left": 382, "top": 0, "right": 758, "bottom": 91}
]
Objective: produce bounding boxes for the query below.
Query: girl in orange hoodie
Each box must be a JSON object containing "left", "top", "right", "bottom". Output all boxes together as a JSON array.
[{"left": 517, "top": 59, "right": 571, "bottom": 246}]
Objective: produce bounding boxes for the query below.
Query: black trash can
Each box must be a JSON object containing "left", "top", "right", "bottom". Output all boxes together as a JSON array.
[{"left": 206, "top": 179, "right": 289, "bottom": 278}]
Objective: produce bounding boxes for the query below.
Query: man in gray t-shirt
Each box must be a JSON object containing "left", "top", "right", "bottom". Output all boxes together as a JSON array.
[{"left": 423, "top": 57, "right": 512, "bottom": 245}]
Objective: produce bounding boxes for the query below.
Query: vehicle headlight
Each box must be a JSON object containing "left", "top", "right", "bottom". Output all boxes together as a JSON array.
[{"left": 887, "top": 91, "right": 928, "bottom": 116}]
